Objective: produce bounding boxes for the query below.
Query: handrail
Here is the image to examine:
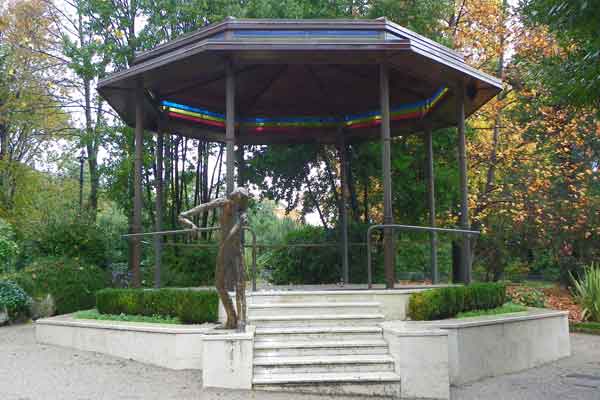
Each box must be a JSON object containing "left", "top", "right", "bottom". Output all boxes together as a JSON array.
[
  {"left": 242, "top": 226, "right": 258, "bottom": 292},
  {"left": 366, "top": 224, "right": 480, "bottom": 288},
  {"left": 122, "top": 225, "right": 259, "bottom": 292}
]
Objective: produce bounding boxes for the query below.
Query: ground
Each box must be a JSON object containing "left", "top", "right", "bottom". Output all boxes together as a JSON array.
[{"left": 1, "top": 324, "right": 599, "bottom": 400}]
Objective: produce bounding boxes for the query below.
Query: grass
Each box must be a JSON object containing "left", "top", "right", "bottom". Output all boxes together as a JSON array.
[
  {"left": 570, "top": 321, "right": 600, "bottom": 335},
  {"left": 456, "top": 303, "right": 528, "bottom": 319},
  {"left": 73, "top": 309, "right": 182, "bottom": 325}
]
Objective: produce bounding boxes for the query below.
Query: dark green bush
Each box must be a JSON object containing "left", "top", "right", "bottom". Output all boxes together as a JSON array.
[
  {"left": 262, "top": 223, "right": 377, "bottom": 285},
  {"left": 2, "top": 257, "right": 109, "bottom": 314},
  {"left": 408, "top": 283, "right": 506, "bottom": 320},
  {"left": 153, "top": 243, "right": 217, "bottom": 287},
  {"left": 96, "top": 288, "right": 218, "bottom": 324},
  {"left": 0, "top": 280, "right": 31, "bottom": 322},
  {"left": 22, "top": 211, "right": 113, "bottom": 268}
]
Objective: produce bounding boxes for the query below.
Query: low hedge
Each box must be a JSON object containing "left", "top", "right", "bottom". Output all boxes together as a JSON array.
[
  {"left": 408, "top": 283, "right": 506, "bottom": 320},
  {"left": 96, "top": 288, "right": 219, "bottom": 324}
]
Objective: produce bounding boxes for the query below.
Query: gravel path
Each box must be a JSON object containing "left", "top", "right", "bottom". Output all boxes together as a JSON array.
[{"left": 1, "top": 323, "right": 599, "bottom": 400}]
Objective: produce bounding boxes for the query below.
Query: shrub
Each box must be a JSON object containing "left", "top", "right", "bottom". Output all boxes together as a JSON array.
[
  {"left": 158, "top": 244, "right": 217, "bottom": 287},
  {"left": 0, "top": 219, "right": 19, "bottom": 273},
  {"left": 24, "top": 212, "right": 113, "bottom": 268},
  {"left": 96, "top": 288, "right": 218, "bottom": 324},
  {"left": 570, "top": 264, "right": 600, "bottom": 322},
  {"left": 507, "top": 286, "right": 546, "bottom": 308},
  {"left": 407, "top": 283, "right": 506, "bottom": 320},
  {"left": 262, "top": 223, "right": 376, "bottom": 285},
  {"left": 0, "top": 280, "right": 31, "bottom": 322},
  {"left": 2, "top": 257, "right": 109, "bottom": 315}
]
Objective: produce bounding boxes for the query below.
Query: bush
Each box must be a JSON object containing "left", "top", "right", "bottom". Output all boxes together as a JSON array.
[
  {"left": 23, "top": 212, "right": 113, "bottom": 268},
  {"left": 158, "top": 243, "right": 217, "bottom": 287},
  {"left": 2, "top": 257, "right": 109, "bottom": 314},
  {"left": 0, "top": 280, "right": 31, "bottom": 322},
  {"left": 408, "top": 283, "right": 506, "bottom": 320},
  {"left": 0, "top": 218, "right": 19, "bottom": 273},
  {"left": 570, "top": 264, "right": 600, "bottom": 322},
  {"left": 507, "top": 286, "right": 546, "bottom": 308},
  {"left": 261, "top": 223, "right": 376, "bottom": 285},
  {"left": 96, "top": 288, "right": 218, "bottom": 324}
]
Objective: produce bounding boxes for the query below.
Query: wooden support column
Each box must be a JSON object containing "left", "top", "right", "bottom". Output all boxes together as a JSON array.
[
  {"left": 224, "top": 57, "right": 237, "bottom": 291},
  {"left": 225, "top": 58, "right": 235, "bottom": 195},
  {"left": 456, "top": 84, "right": 471, "bottom": 284},
  {"left": 154, "top": 120, "right": 164, "bottom": 288},
  {"left": 132, "top": 78, "right": 144, "bottom": 287},
  {"left": 337, "top": 129, "right": 350, "bottom": 285},
  {"left": 425, "top": 122, "right": 438, "bottom": 284},
  {"left": 379, "top": 62, "right": 395, "bottom": 289}
]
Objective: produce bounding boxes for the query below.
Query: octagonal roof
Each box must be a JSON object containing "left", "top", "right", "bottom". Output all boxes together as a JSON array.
[{"left": 98, "top": 18, "right": 502, "bottom": 144}]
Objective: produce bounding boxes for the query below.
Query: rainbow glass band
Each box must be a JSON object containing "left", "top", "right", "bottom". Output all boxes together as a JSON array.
[{"left": 162, "top": 87, "right": 448, "bottom": 132}]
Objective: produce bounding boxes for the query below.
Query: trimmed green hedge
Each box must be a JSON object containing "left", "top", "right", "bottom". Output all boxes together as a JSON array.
[
  {"left": 96, "top": 288, "right": 218, "bottom": 324},
  {"left": 408, "top": 283, "right": 506, "bottom": 320}
]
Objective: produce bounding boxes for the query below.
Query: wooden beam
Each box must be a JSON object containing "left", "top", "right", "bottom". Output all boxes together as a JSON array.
[
  {"left": 240, "top": 65, "right": 288, "bottom": 113},
  {"left": 154, "top": 119, "right": 164, "bottom": 288},
  {"left": 380, "top": 61, "right": 395, "bottom": 289},
  {"left": 132, "top": 78, "right": 144, "bottom": 287},
  {"left": 225, "top": 58, "right": 235, "bottom": 195},
  {"left": 456, "top": 83, "right": 471, "bottom": 284},
  {"left": 337, "top": 129, "right": 350, "bottom": 284},
  {"left": 160, "top": 64, "right": 262, "bottom": 97},
  {"left": 425, "top": 122, "right": 438, "bottom": 283}
]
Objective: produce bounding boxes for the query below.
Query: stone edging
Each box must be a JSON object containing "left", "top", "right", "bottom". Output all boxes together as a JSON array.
[
  {"left": 400, "top": 308, "right": 568, "bottom": 330},
  {"left": 35, "top": 314, "right": 218, "bottom": 335}
]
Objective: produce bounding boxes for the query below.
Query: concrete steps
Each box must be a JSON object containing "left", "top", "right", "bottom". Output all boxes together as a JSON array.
[
  {"left": 254, "top": 340, "right": 390, "bottom": 357},
  {"left": 254, "top": 325, "right": 384, "bottom": 342},
  {"left": 248, "top": 301, "right": 381, "bottom": 316},
  {"left": 249, "top": 296, "right": 401, "bottom": 397},
  {"left": 254, "top": 354, "right": 395, "bottom": 374},
  {"left": 248, "top": 313, "right": 385, "bottom": 328},
  {"left": 253, "top": 371, "right": 402, "bottom": 398}
]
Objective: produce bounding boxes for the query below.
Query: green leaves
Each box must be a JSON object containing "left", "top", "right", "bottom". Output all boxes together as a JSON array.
[
  {"left": 570, "top": 264, "right": 600, "bottom": 322},
  {"left": 0, "top": 280, "right": 32, "bottom": 322},
  {"left": 521, "top": 0, "right": 600, "bottom": 107}
]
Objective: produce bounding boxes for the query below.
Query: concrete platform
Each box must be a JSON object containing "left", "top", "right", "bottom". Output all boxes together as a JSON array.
[{"left": 35, "top": 314, "right": 218, "bottom": 370}]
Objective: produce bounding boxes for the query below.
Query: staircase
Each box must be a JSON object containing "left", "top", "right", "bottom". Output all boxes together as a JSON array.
[{"left": 248, "top": 294, "right": 402, "bottom": 398}]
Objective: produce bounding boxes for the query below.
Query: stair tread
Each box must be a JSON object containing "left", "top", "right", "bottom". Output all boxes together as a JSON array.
[
  {"left": 254, "top": 340, "right": 387, "bottom": 349},
  {"left": 253, "top": 371, "right": 401, "bottom": 385},
  {"left": 254, "top": 354, "right": 394, "bottom": 366},
  {"left": 249, "top": 314, "right": 384, "bottom": 321},
  {"left": 255, "top": 326, "right": 382, "bottom": 335},
  {"left": 249, "top": 302, "right": 380, "bottom": 308}
]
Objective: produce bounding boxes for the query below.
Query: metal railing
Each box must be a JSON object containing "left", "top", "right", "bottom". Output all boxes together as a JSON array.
[
  {"left": 122, "top": 225, "right": 258, "bottom": 291},
  {"left": 366, "top": 224, "right": 480, "bottom": 288}
]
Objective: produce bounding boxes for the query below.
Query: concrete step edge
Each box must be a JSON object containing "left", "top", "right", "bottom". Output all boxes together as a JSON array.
[
  {"left": 253, "top": 354, "right": 395, "bottom": 366},
  {"left": 248, "top": 302, "right": 381, "bottom": 309},
  {"left": 255, "top": 326, "right": 382, "bottom": 335},
  {"left": 254, "top": 340, "right": 387, "bottom": 350},
  {"left": 252, "top": 371, "right": 401, "bottom": 385},
  {"left": 249, "top": 314, "right": 384, "bottom": 321}
]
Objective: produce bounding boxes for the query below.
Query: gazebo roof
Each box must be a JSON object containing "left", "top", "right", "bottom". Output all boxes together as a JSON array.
[{"left": 98, "top": 18, "right": 502, "bottom": 144}]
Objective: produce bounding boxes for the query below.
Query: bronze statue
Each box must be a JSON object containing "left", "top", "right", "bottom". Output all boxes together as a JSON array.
[{"left": 179, "top": 187, "right": 249, "bottom": 330}]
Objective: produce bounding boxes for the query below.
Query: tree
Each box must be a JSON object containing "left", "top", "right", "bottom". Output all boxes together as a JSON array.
[
  {"left": 0, "top": 0, "right": 71, "bottom": 209},
  {"left": 521, "top": 0, "right": 600, "bottom": 108}
]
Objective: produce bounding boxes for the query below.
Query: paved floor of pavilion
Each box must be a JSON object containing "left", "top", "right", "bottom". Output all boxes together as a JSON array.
[{"left": 1, "top": 324, "right": 599, "bottom": 400}]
